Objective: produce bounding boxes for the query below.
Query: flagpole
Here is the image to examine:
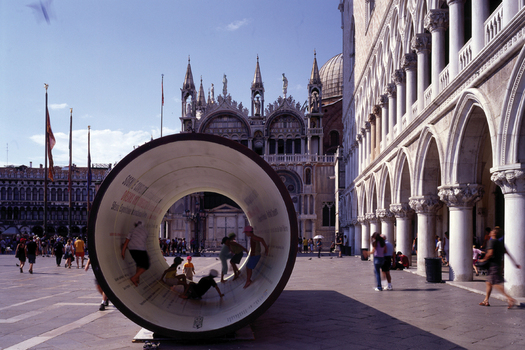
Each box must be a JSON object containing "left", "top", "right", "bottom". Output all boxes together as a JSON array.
[
  {"left": 44, "top": 84, "right": 49, "bottom": 238},
  {"left": 87, "top": 126, "right": 91, "bottom": 232},
  {"left": 68, "top": 108, "right": 73, "bottom": 238},
  {"left": 161, "top": 74, "right": 164, "bottom": 138}
]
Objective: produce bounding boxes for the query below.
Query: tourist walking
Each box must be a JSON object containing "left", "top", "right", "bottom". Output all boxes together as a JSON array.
[
  {"left": 15, "top": 239, "right": 27, "bottom": 273},
  {"left": 381, "top": 234, "right": 394, "bottom": 290},
  {"left": 26, "top": 236, "right": 38, "bottom": 274},
  {"left": 369, "top": 232, "right": 386, "bottom": 291},
  {"left": 478, "top": 229, "right": 521, "bottom": 308}
]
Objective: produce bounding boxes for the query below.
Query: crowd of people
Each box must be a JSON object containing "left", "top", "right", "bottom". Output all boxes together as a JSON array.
[
  {"left": 158, "top": 237, "right": 206, "bottom": 256},
  {"left": 8, "top": 234, "right": 88, "bottom": 273}
]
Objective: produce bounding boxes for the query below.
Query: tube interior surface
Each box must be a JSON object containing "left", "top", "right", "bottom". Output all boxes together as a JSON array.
[{"left": 88, "top": 133, "right": 297, "bottom": 339}]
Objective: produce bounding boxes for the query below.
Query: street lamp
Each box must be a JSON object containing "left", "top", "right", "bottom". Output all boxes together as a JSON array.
[{"left": 183, "top": 201, "right": 207, "bottom": 257}]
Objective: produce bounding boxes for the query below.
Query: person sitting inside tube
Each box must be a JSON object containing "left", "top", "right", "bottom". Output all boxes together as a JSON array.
[
  {"left": 180, "top": 269, "right": 224, "bottom": 299},
  {"left": 159, "top": 256, "right": 188, "bottom": 292}
]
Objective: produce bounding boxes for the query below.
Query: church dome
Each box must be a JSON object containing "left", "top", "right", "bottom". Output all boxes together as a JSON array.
[{"left": 319, "top": 53, "right": 343, "bottom": 101}]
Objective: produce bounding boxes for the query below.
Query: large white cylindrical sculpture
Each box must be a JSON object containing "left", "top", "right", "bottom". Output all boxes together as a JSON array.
[{"left": 88, "top": 133, "right": 298, "bottom": 339}]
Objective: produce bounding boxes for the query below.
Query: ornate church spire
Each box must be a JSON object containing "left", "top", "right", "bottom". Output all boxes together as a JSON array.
[
  {"left": 197, "top": 76, "right": 206, "bottom": 108},
  {"left": 309, "top": 50, "right": 322, "bottom": 85},
  {"left": 183, "top": 56, "right": 195, "bottom": 90},
  {"left": 251, "top": 55, "right": 265, "bottom": 117},
  {"left": 251, "top": 55, "right": 264, "bottom": 91}
]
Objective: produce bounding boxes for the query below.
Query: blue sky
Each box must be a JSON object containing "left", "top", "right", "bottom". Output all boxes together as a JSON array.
[{"left": 1, "top": 0, "right": 342, "bottom": 168}]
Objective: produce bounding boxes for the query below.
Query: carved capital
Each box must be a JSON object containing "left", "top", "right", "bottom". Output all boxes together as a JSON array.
[
  {"left": 365, "top": 212, "right": 377, "bottom": 223},
  {"left": 389, "top": 203, "right": 414, "bottom": 218},
  {"left": 385, "top": 83, "right": 396, "bottom": 98},
  {"left": 357, "top": 215, "right": 367, "bottom": 224},
  {"left": 367, "top": 113, "right": 376, "bottom": 124},
  {"left": 491, "top": 170, "right": 525, "bottom": 194},
  {"left": 411, "top": 33, "right": 431, "bottom": 53},
  {"left": 438, "top": 184, "right": 484, "bottom": 208},
  {"left": 377, "top": 94, "right": 388, "bottom": 107},
  {"left": 376, "top": 208, "right": 395, "bottom": 222},
  {"left": 365, "top": 121, "right": 371, "bottom": 131},
  {"left": 447, "top": 0, "right": 465, "bottom": 5},
  {"left": 356, "top": 134, "right": 362, "bottom": 142},
  {"left": 360, "top": 128, "right": 366, "bottom": 136},
  {"left": 402, "top": 52, "right": 417, "bottom": 71},
  {"left": 372, "top": 105, "right": 381, "bottom": 116},
  {"left": 392, "top": 69, "right": 406, "bottom": 85},
  {"left": 424, "top": 9, "right": 449, "bottom": 33},
  {"left": 409, "top": 195, "right": 442, "bottom": 214}
]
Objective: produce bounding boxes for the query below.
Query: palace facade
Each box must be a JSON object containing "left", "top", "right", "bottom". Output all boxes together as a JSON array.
[
  {"left": 338, "top": 0, "right": 525, "bottom": 296},
  {"left": 0, "top": 164, "right": 110, "bottom": 237},
  {"left": 160, "top": 54, "right": 343, "bottom": 249}
]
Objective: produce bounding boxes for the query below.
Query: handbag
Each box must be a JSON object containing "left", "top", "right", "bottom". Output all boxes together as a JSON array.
[{"left": 475, "top": 259, "right": 490, "bottom": 268}]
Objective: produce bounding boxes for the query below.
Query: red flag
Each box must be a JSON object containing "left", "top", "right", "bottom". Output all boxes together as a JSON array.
[{"left": 46, "top": 107, "right": 56, "bottom": 181}]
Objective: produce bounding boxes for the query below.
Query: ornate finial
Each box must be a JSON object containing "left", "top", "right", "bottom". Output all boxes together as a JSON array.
[
  {"left": 70, "top": 108, "right": 73, "bottom": 113},
  {"left": 44, "top": 83, "right": 48, "bottom": 91},
  {"left": 188, "top": 55, "right": 190, "bottom": 63},
  {"left": 88, "top": 125, "right": 91, "bottom": 130},
  {"left": 314, "top": 49, "right": 316, "bottom": 57},
  {"left": 257, "top": 54, "right": 259, "bottom": 62}
]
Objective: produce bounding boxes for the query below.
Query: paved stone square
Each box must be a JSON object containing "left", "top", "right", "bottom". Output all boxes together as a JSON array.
[{"left": 1, "top": 253, "right": 524, "bottom": 349}]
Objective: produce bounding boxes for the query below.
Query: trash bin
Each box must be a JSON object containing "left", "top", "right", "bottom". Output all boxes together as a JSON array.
[
  {"left": 361, "top": 248, "right": 368, "bottom": 261},
  {"left": 425, "top": 257, "right": 442, "bottom": 283}
]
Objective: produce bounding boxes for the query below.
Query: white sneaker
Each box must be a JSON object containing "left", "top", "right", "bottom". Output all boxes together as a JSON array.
[
  {"left": 386, "top": 285, "right": 393, "bottom": 291},
  {"left": 374, "top": 287, "right": 382, "bottom": 291}
]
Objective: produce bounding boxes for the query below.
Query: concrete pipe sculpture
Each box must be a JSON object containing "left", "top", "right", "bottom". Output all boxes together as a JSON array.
[{"left": 88, "top": 133, "right": 298, "bottom": 339}]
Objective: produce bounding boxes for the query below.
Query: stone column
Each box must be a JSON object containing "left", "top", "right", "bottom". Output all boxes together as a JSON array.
[
  {"left": 377, "top": 208, "right": 395, "bottom": 244},
  {"left": 409, "top": 195, "right": 443, "bottom": 275},
  {"left": 368, "top": 114, "right": 376, "bottom": 161},
  {"left": 411, "top": 33, "right": 431, "bottom": 112},
  {"left": 356, "top": 133, "right": 364, "bottom": 174},
  {"left": 393, "top": 69, "right": 406, "bottom": 134},
  {"left": 367, "top": 213, "right": 380, "bottom": 242},
  {"left": 492, "top": 170, "right": 525, "bottom": 297},
  {"left": 425, "top": 9, "right": 449, "bottom": 99},
  {"left": 353, "top": 218, "right": 361, "bottom": 256},
  {"left": 471, "top": 0, "right": 490, "bottom": 57},
  {"left": 378, "top": 95, "right": 388, "bottom": 150},
  {"left": 390, "top": 203, "right": 414, "bottom": 266},
  {"left": 503, "top": 0, "right": 519, "bottom": 27},
  {"left": 373, "top": 105, "right": 381, "bottom": 156},
  {"left": 402, "top": 53, "right": 418, "bottom": 123},
  {"left": 385, "top": 83, "right": 397, "bottom": 143},
  {"left": 359, "top": 216, "right": 369, "bottom": 251},
  {"left": 447, "top": 0, "right": 465, "bottom": 79},
  {"left": 438, "top": 184, "right": 484, "bottom": 282},
  {"left": 365, "top": 122, "right": 371, "bottom": 167}
]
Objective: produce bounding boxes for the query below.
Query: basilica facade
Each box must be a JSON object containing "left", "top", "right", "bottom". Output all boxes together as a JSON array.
[
  {"left": 338, "top": 0, "right": 525, "bottom": 296},
  {"left": 160, "top": 54, "right": 343, "bottom": 249}
]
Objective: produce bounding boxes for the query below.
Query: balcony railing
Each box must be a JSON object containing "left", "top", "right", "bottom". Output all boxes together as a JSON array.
[
  {"left": 263, "top": 154, "right": 335, "bottom": 164},
  {"left": 439, "top": 64, "right": 450, "bottom": 92},
  {"left": 424, "top": 85, "right": 433, "bottom": 108},
  {"left": 486, "top": 4, "right": 503, "bottom": 45},
  {"left": 459, "top": 38, "right": 473, "bottom": 71}
]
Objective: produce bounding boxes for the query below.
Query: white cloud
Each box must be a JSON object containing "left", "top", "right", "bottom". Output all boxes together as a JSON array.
[
  {"left": 30, "top": 127, "right": 180, "bottom": 167},
  {"left": 49, "top": 103, "right": 68, "bottom": 110},
  {"left": 219, "top": 18, "right": 250, "bottom": 32}
]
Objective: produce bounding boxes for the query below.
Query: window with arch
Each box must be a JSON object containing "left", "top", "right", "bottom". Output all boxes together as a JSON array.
[
  {"left": 14, "top": 188, "right": 19, "bottom": 200},
  {"left": 322, "top": 202, "right": 336, "bottom": 227},
  {"left": 7, "top": 187, "right": 12, "bottom": 200},
  {"left": 51, "top": 188, "right": 57, "bottom": 201},
  {"left": 1, "top": 187, "right": 6, "bottom": 200},
  {"left": 305, "top": 168, "right": 312, "bottom": 185},
  {"left": 26, "top": 188, "right": 31, "bottom": 201},
  {"left": 330, "top": 130, "right": 340, "bottom": 148}
]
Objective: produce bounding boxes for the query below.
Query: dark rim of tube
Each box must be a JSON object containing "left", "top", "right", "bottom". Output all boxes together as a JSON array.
[{"left": 88, "top": 133, "right": 298, "bottom": 339}]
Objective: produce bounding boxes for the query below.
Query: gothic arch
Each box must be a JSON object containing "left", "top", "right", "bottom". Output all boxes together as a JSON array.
[
  {"left": 377, "top": 163, "right": 393, "bottom": 209},
  {"left": 198, "top": 110, "right": 251, "bottom": 137},
  {"left": 356, "top": 183, "right": 366, "bottom": 217},
  {"left": 392, "top": 147, "right": 414, "bottom": 203},
  {"left": 266, "top": 110, "right": 306, "bottom": 136},
  {"left": 445, "top": 88, "right": 496, "bottom": 184},
  {"left": 496, "top": 45, "right": 525, "bottom": 167},
  {"left": 413, "top": 125, "right": 445, "bottom": 195}
]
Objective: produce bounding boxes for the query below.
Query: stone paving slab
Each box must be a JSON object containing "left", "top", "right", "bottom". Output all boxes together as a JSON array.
[{"left": 0, "top": 253, "right": 524, "bottom": 349}]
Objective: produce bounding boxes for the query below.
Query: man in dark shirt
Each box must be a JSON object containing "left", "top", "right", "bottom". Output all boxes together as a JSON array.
[
  {"left": 26, "top": 236, "right": 38, "bottom": 274},
  {"left": 180, "top": 269, "right": 224, "bottom": 299}
]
